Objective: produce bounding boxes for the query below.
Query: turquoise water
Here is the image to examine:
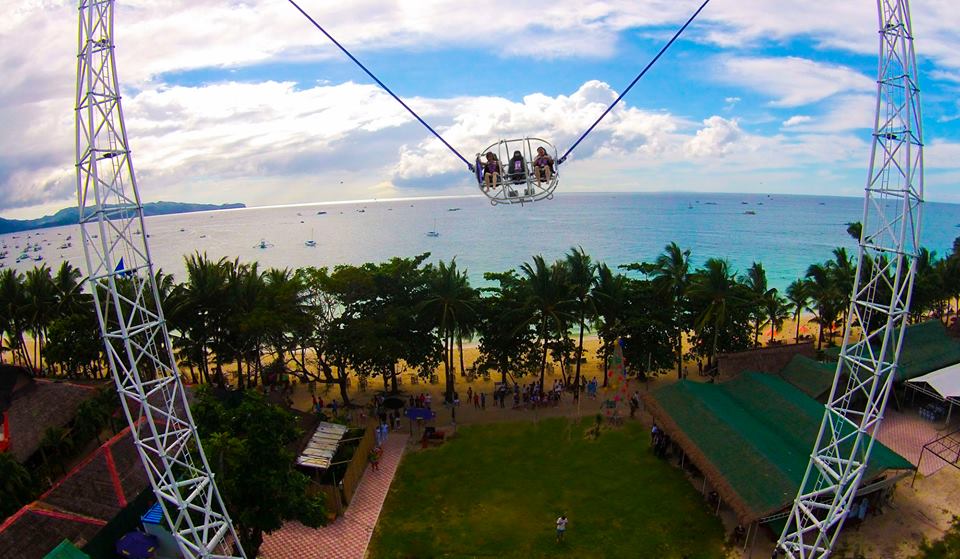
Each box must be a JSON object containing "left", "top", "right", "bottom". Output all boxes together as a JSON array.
[{"left": 3, "top": 192, "right": 958, "bottom": 292}]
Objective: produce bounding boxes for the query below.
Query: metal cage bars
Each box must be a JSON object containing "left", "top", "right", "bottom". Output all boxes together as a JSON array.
[
  {"left": 776, "top": 0, "right": 923, "bottom": 557},
  {"left": 75, "top": 1, "right": 246, "bottom": 557}
]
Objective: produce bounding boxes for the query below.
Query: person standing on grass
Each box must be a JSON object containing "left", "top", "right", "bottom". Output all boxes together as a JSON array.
[
  {"left": 480, "top": 392, "right": 486, "bottom": 410},
  {"left": 629, "top": 392, "right": 640, "bottom": 419},
  {"left": 556, "top": 514, "right": 568, "bottom": 542}
]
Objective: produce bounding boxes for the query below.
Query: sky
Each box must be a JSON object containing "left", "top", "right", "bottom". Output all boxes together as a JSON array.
[{"left": 2, "top": 0, "right": 960, "bottom": 219}]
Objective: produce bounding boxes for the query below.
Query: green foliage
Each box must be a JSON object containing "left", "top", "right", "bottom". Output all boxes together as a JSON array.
[
  {"left": 0, "top": 452, "right": 35, "bottom": 521},
  {"left": 686, "top": 258, "right": 753, "bottom": 365},
  {"left": 192, "top": 387, "right": 326, "bottom": 557},
  {"left": 520, "top": 255, "right": 577, "bottom": 388},
  {"left": 44, "top": 310, "right": 102, "bottom": 376},
  {"left": 475, "top": 271, "right": 541, "bottom": 384},
  {"left": 368, "top": 419, "right": 726, "bottom": 558},
  {"left": 911, "top": 516, "right": 960, "bottom": 559},
  {"left": 421, "top": 258, "right": 478, "bottom": 401},
  {"left": 322, "top": 254, "right": 439, "bottom": 394}
]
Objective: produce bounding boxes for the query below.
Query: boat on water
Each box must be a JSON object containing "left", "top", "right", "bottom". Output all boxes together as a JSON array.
[
  {"left": 254, "top": 239, "right": 273, "bottom": 249},
  {"left": 317, "top": 211, "right": 327, "bottom": 215},
  {"left": 744, "top": 210, "right": 757, "bottom": 215},
  {"left": 426, "top": 219, "right": 440, "bottom": 238},
  {"left": 305, "top": 229, "right": 317, "bottom": 247}
]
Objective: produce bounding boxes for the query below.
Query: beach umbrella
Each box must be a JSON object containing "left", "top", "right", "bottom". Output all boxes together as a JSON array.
[
  {"left": 383, "top": 396, "right": 405, "bottom": 410},
  {"left": 115, "top": 531, "right": 158, "bottom": 559}
]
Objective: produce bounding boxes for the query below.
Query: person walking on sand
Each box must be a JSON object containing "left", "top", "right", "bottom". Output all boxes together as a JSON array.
[{"left": 556, "top": 514, "right": 568, "bottom": 542}]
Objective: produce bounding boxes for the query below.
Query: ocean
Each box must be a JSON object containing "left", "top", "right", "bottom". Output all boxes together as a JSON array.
[{"left": 3, "top": 192, "right": 958, "bottom": 292}]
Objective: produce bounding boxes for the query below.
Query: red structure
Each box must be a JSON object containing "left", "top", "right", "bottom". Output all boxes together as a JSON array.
[{"left": 0, "top": 411, "right": 9, "bottom": 453}]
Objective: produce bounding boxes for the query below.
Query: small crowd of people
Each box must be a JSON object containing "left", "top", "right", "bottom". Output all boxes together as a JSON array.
[
  {"left": 481, "top": 146, "right": 555, "bottom": 192},
  {"left": 408, "top": 393, "right": 432, "bottom": 409},
  {"left": 507, "top": 379, "right": 567, "bottom": 409}
]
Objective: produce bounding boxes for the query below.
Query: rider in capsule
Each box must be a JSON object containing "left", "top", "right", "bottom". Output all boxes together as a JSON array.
[
  {"left": 533, "top": 146, "right": 554, "bottom": 184},
  {"left": 507, "top": 150, "right": 527, "bottom": 184},
  {"left": 482, "top": 152, "right": 501, "bottom": 191}
]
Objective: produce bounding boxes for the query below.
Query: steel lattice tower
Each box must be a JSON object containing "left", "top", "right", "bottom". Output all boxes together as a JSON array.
[
  {"left": 777, "top": 0, "right": 923, "bottom": 557},
  {"left": 75, "top": 2, "right": 246, "bottom": 557}
]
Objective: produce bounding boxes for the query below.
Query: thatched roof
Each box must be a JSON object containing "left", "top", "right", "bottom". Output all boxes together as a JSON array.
[
  {"left": 776, "top": 355, "right": 836, "bottom": 400},
  {"left": 0, "top": 426, "right": 150, "bottom": 559},
  {"left": 824, "top": 320, "right": 960, "bottom": 382},
  {"left": 5, "top": 373, "right": 99, "bottom": 463},
  {"left": 641, "top": 372, "right": 913, "bottom": 524}
]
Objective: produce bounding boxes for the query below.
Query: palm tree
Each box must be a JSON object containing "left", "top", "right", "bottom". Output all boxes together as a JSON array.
[
  {"left": 846, "top": 221, "right": 863, "bottom": 242},
  {"left": 422, "top": 259, "right": 476, "bottom": 403},
  {"left": 785, "top": 279, "right": 811, "bottom": 342},
  {"left": 651, "top": 242, "right": 690, "bottom": 378},
  {"left": 830, "top": 247, "right": 855, "bottom": 332},
  {"left": 52, "top": 262, "right": 85, "bottom": 315},
  {"left": 741, "top": 262, "right": 774, "bottom": 347},
  {"left": 23, "top": 265, "right": 57, "bottom": 371},
  {"left": 565, "top": 247, "right": 596, "bottom": 393},
  {"left": 592, "top": 263, "right": 628, "bottom": 388},
  {"left": 0, "top": 269, "right": 27, "bottom": 365},
  {"left": 764, "top": 289, "right": 792, "bottom": 343},
  {"left": 0, "top": 453, "right": 33, "bottom": 519},
  {"left": 806, "top": 262, "right": 841, "bottom": 350},
  {"left": 174, "top": 253, "right": 230, "bottom": 384},
  {"left": 520, "top": 255, "right": 575, "bottom": 393},
  {"left": 223, "top": 261, "right": 267, "bottom": 389},
  {"left": 688, "top": 258, "right": 739, "bottom": 369}
]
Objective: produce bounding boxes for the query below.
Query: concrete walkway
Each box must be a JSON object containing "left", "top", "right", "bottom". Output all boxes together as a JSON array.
[
  {"left": 875, "top": 409, "right": 953, "bottom": 476},
  {"left": 260, "top": 433, "right": 406, "bottom": 559}
]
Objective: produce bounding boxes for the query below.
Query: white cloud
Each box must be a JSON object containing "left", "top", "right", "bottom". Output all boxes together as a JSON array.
[
  {"left": 720, "top": 56, "right": 873, "bottom": 107},
  {"left": 4, "top": 1, "right": 960, "bottom": 215},
  {"left": 783, "top": 116, "right": 812, "bottom": 127},
  {"left": 784, "top": 95, "right": 876, "bottom": 133},
  {"left": 684, "top": 116, "right": 743, "bottom": 157}
]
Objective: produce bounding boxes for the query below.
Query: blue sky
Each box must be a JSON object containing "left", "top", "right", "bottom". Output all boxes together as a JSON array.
[{"left": 1, "top": 0, "right": 959, "bottom": 219}]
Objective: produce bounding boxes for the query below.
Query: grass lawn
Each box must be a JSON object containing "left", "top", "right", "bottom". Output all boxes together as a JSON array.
[{"left": 368, "top": 417, "right": 728, "bottom": 558}]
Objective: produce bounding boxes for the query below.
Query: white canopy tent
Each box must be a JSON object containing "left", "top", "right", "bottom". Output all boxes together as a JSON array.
[
  {"left": 906, "top": 363, "right": 960, "bottom": 401},
  {"left": 906, "top": 363, "right": 960, "bottom": 423}
]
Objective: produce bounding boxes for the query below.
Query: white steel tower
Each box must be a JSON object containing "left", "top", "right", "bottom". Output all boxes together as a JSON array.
[
  {"left": 777, "top": 0, "right": 924, "bottom": 557},
  {"left": 75, "top": 1, "right": 246, "bottom": 557}
]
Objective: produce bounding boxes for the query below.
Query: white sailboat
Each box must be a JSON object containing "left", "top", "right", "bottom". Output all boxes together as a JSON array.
[
  {"left": 305, "top": 228, "right": 317, "bottom": 247},
  {"left": 426, "top": 219, "right": 440, "bottom": 237}
]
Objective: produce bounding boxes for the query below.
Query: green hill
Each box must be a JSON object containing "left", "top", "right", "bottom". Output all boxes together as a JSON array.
[{"left": 0, "top": 201, "right": 245, "bottom": 234}]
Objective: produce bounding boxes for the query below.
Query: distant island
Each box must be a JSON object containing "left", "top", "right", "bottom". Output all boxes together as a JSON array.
[{"left": 0, "top": 201, "right": 245, "bottom": 234}]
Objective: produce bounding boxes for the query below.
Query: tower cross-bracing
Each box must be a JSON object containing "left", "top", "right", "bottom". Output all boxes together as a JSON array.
[
  {"left": 75, "top": 1, "right": 246, "bottom": 557},
  {"left": 777, "top": 0, "right": 924, "bottom": 557}
]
